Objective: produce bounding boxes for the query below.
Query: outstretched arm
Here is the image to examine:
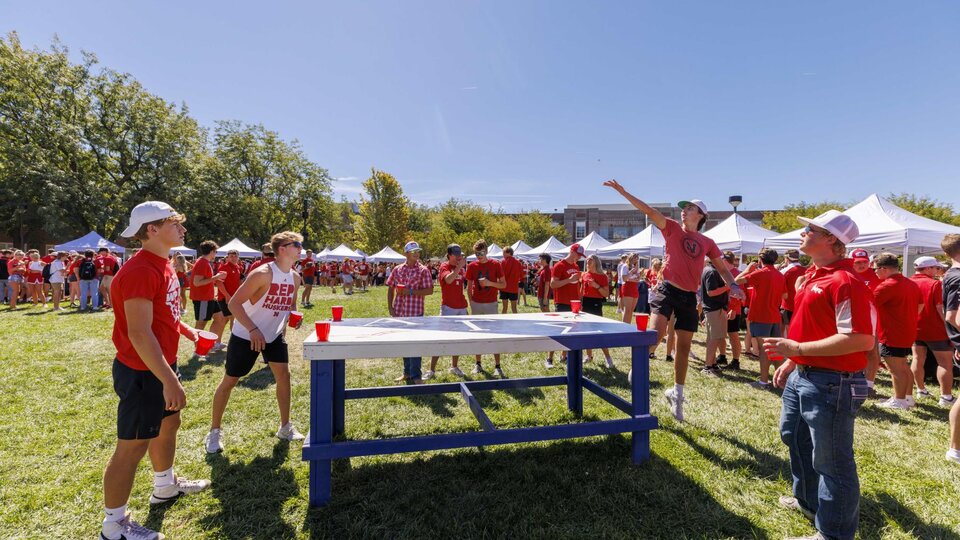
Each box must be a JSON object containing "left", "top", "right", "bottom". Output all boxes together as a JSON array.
[{"left": 603, "top": 179, "right": 667, "bottom": 229}]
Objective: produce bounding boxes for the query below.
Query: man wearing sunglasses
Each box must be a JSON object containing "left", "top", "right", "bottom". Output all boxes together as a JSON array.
[
  {"left": 465, "top": 239, "right": 506, "bottom": 377},
  {"left": 207, "top": 232, "right": 305, "bottom": 454}
]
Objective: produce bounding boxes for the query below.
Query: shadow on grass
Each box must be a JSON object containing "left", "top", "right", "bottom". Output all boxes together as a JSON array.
[
  {"left": 665, "top": 425, "right": 790, "bottom": 481},
  {"left": 240, "top": 366, "right": 277, "bottom": 390},
  {"left": 405, "top": 393, "right": 459, "bottom": 418},
  {"left": 860, "top": 491, "right": 960, "bottom": 539},
  {"left": 179, "top": 351, "right": 226, "bottom": 382},
  {"left": 302, "top": 437, "right": 766, "bottom": 539}
]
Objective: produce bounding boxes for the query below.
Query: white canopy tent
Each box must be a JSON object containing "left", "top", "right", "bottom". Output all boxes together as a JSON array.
[
  {"left": 517, "top": 236, "right": 569, "bottom": 261},
  {"left": 466, "top": 242, "right": 504, "bottom": 262},
  {"left": 598, "top": 225, "right": 665, "bottom": 258},
  {"left": 216, "top": 238, "right": 260, "bottom": 258},
  {"left": 170, "top": 246, "right": 196, "bottom": 257},
  {"left": 510, "top": 240, "right": 533, "bottom": 255},
  {"left": 54, "top": 231, "right": 124, "bottom": 253},
  {"left": 703, "top": 214, "right": 778, "bottom": 254},
  {"left": 367, "top": 246, "right": 406, "bottom": 264},
  {"left": 314, "top": 247, "right": 331, "bottom": 261},
  {"left": 325, "top": 244, "right": 363, "bottom": 262},
  {"left": 573, "top": 231, "right": 613, "bottom": 257}
]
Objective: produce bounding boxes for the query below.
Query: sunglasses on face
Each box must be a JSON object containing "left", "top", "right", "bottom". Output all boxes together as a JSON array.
[
  {"left": 281, "top": 241, "right": 303, "bottom": 249},
  {"left": 475, "top": 250, "right": 487, "bottom": 256},
  {"left": 802, "top": 226, "right": 832, "bottom": 236}
]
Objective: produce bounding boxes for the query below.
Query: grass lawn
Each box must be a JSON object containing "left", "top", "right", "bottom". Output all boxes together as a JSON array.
[{"left": 1, "top": 286, "right": 958, "bottom": 539}]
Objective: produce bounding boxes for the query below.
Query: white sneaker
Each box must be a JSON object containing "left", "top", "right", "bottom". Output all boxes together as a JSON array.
[
  {"left": 472, "top": 364, "right": 482, "bottom": 375},
  {"left": 947, "top": 449, "right": 960, "bottom": 464},
  {"left": 101, "top": 512, "right": 164, "bottom": 539},
  {"left": 903, "top": 395, "right": 916, "bottom": 408},
  {"left": 605, "top": 356, "right": 615, "bottom": 369},
  {"left": 940, "top": 395, "right": 957, "bottom": 407},
  {"left": 210, "top": 342, "right": 226, "bottom": 353},
  {"left": 494, "top": 367, "right": 506, "bottom": 378},
  {"left": 544, "top": 358, "right": 554, "bottom": 369},
  {"left": 917, "top": 388, "right": 932, "bottom": 399},
  {"left": 422, "top": 370, "right": 436, "bottom": 381},
  {"left": 628, "top": 369, "right": 632, "bottom": 384},
  {"left": 449, "top": 366, "right": 465, "bottom": 377},
  {"left": 664, "top": 388, "right": 685, "bottom": 422},
  {"left": 276, "top": 422, "right": 305, "bottom": 441},
  {"left": 149, "top": 476, "right": 211, "bottom": 504},
  {"left": 204, "top": 429, "right": 223, "bottom": 454},
  {"left": 583, "top": 355, "right": 592, "bottom": 364},
  {"left": 877, "top": 397, "right": 910, "bottom": 410}
]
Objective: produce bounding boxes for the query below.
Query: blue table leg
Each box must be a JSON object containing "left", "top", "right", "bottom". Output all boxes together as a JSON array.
[
  {"left": 333, "top": 360, "right": 345, "bottom": 437},
  {"left": 631, "top": 345, "right": 650, "bottom": 464},
  {"left": 309, "top": 360, "right": 334, "bottom": 507},
  {"left": 566, "top": 349, "right": 583, "bottom": 416}
]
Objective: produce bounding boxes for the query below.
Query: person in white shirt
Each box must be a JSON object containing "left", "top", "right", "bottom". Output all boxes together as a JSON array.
[{"left": 48, "top": 251, "right": 68, "bottom": 310}]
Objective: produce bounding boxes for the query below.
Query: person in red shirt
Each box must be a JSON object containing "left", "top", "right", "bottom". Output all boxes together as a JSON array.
[
  {"left": 499, "top": 247, "right": 524, "bottom": 314},
  {"left": 41, "top": 248, "right": 55, "bottom": 299},
  {"left": 96, "top": 247, "right": 121, "bottom": 309},
  {"left": 386, "top": 241, "right": 435, "bottom": 383},
  {"left": 208, "top": 249, "right": 244, "bottom": 349},
  {"left": 619, "top": 253, "right": 642, "bottom": 324},
  {"left": 870, "top": 253, "right": 923, "bottom": 409},
  {"left": 6, "top": 250, "right": 25, "bottom": 310},
  {"left": 67, "top": 252, "right": 82, "bottom": 307},
  {"left": 356, "top": 258, "right": 370, "bottom": 292},
  {"left": 299, "top": 249, "right": 317, "bottom": 307},
  {"left": 848, "top": 248, "right": 884, "bottom": 395},
  {"left": 736, "top": 248, "right": 788, "bottom": 388},
  {"left": 779, "top": 249, "right": 806, "bottom": 336},
  {"left": 581, "top": 255, "right": 614, "bottom": 367},
  {"left": 605, "top": 180, "right": 743, "bottom": 422},
  {"left": 719, "top": 253, "right": 743, "bottom": 370},
  {"left": 465, "top": 239, "right": 506, "bottom": 376},
  {"left": 536, "top": 253, "right": 558, "bottom": 368},
  {"left": 551, "top": 244, "right": 584, "bottom": 311},
  {"left": 910, "top": 257, "right": 955, "bottom": 405},
  {"left": 326, "top": 261, "right": 339, "bottom": 293},
  {"left": 101, "top": 201, "right": 208, "bottom": 540},
  {"left": 765, "top": 211, "right": 873, "bottom": 540},
  {"left": 426, "top": 244, "right": 469, "bottom": 379},
  {"left": 246, "top": 243, "right": 275, "bottom": 274},
  {"left": 190, "top": 240, "right": 227, "bottom": 356}
]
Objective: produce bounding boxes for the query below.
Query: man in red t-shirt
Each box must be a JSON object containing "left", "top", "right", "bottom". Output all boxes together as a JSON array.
[
  {"left": 499, "top": 246, "right": 524, "bottom": 314},
  {"left": 326, "top": 261, "right": 339, "bottom": 293},
  {"left": 736, "top": 248, "right": 788, "bottom": 387},
  {"left": 779, "top": 249, "right": 806, "bottom": 336},
  {"left": 550, "top": 244, "right": 584, "bottom": 311},
  {"left": 605, "top": 180, "right": 743, "bottom": 422},
  {"left": 849, "top": 248, "right": 884, "bottom": 394},
  {"left": 765, "top": 211, "right": 873, "bottom": 540},
  {"left": 427, "top": 244, "right": 469, "bottom": 379},
  {"left": 465, "top": 239, "right": 506, "bottom": 376},
  {"left": 910, "top": 257, "right": 954, "bottom": 404},
  {"left": 100, "top": 201, "right": 208, "bottom": 540},
  {"left": 356, "top": 258, "right": 370, "bottom": 291},
  {"left": 300, "top": 249, "right": 317, "bottom": 306},
  {"left": 96, "top": 247, "right": 121, "bottom": 309},
  {"left": 190, "top": 240, "right": 226, "bottom": 355},
  {"left": 871, "top": 253, "right": 923, "bottom": 409},
  {"left": 209, "top": 249, "right": 244, "bottom": 349}
]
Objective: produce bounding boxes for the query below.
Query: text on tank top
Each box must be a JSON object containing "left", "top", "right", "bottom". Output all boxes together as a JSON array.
[{"left": 233, "top": 262, "right": 295, "bottom": 342}]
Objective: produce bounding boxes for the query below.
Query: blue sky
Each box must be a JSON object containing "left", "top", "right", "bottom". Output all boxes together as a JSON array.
[{"left": 4, "top": 1, "right": 959, "bottom": 213}]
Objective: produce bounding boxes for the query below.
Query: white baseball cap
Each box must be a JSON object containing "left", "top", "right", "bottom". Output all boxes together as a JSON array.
[
  {"left": 120, "top": 201, "right": 181, "bottom": 237},
  {"left": 797, "top": 210, "right": 860, "bottom": 245},
  {"left": 403, "top": 241, "right": 422, "bottom": 253},
  {"left": 914, "top": 256, "right": 945, "bottom": 269},
  {"left": 678, "top": 199, "right": 709, "bottom": 216}
]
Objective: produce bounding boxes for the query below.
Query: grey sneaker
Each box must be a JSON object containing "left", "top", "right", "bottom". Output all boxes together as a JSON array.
[
  {"left": 544, "top": 358, "right": 554, "bottom": 369},
  {"left": 605, "top": 356, "right": 615, "bottom": 369},
  {"left": 940, "top": 395, "right": 957, "bottom": 407},
  {"left": 472, "top": 363, "right": 482, "bottom": 375},
  {"left": 101, "top": 512, "right": 165, "bottom": 539},
  {"left": 663, "top": 388, "right": 684, "bottom": 422},
  {"left": 204, "top": 429, "right": 223, "bottom": 454},
  {"left": 748, "top": 380, "right": 771, "bottom": 390},
  {"left": 277, "top": 422, "right": 305, "bottom": 441},
  {"left": 449, "top": 366, "right": 465, "bottom": 377},
  {"left": 422, "top": 370, "right": 436, "bottom": 381},
  {"left": 779, "top": 495, "right": 815, "bottom": 520},
  {"left": 149, "top": 476, "right": 210, "bottom": 504},
  {"left": 494, "top": 367, "right": 506, "bottom": 378}
]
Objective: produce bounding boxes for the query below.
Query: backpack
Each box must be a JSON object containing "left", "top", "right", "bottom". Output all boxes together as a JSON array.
[
  {"left": 42, "top": 262, "right": 52, "bottom": 279},
  {"left": 79, "top": 259, "right": 97, "bottom": 280}
]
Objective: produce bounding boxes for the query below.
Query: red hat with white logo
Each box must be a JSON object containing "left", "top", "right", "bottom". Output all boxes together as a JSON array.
[
  {"left": 849, "top": 248, "right": 869, "bottom": 261},
  {"left": 569, "top": 243, "right": 585, "bottom": 256}
]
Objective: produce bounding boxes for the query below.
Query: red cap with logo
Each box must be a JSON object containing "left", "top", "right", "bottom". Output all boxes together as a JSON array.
[
  {"left": 570, "top": 243, "right": 585, "bottom": 256},
  {"left": 849, "top": 248, "right": 869, "bottom": 261}
]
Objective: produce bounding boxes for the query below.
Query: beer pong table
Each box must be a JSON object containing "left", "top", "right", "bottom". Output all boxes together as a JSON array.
[{"left": 302, "top": 312, "right": 659, "bottom": 507}]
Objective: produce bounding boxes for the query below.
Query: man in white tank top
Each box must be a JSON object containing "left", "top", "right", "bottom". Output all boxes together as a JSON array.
[{"left": 205, "top": 231, "right": 304, "bottom": 453}]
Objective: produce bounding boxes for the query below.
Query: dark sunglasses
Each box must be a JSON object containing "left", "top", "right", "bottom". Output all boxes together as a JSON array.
[
  {"left": 281, "top": 241, "right": 303, "bottom": 249},
  {"left": 802, "top": 226, "right": 832, "bottom": 236}
]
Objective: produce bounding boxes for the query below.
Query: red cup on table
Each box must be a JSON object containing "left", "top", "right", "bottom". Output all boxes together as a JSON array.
[
  {"left": 331, "top": 305, "right": 343, "bottom": 322},
  {"left": 635, "top": 313, "right": 649, "bottom": 331},
  {"left": 315, "top": 321, "right": 331, "bottom": 342},
  {"left": 570, "top": 300, "right": 581, "bottom": 314},
  {"left": 195, "top": 330, "right": 217, "bottom": 355},
  {"left": 288, "top": 310, "right": 303, "bottom": 328}
]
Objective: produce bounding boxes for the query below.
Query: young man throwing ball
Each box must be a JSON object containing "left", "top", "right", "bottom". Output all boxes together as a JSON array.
[{"left": 101, "top": 201, "right": 209, "bottom": 540}]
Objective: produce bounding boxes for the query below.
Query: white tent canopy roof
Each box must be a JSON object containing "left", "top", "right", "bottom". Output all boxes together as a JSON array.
[
  {"left": 216, "top": 238, "right": 261, "bottom": 258},
  {"left": 573, "top": 231, "right": 613, "bottom": 256},
  {"left": 598, "top": 225, "right": 665, "bottom": 258},
  {"left": 703, "top": 214, "right": 778, "bottom": 254},
  {"left": 54, "top": 231, "right": 124, "bottom": 253},
  {"left": 170, "top": 246, "right": 196, "bottom": 257},
  {"left": 510, "top": 240, "right": 533, "bottom": 254},
  {"left": 367, "top": 246, "right": 406, "bottom": 264},
  {"left": 466, "top": 242, "right": 504, "bottom": 261},
  {"left": 517, "top": 236, "right": 569, "bottom": 260},
  {"left": 325, "top": 244, "right": 363, "bottom": 261}
]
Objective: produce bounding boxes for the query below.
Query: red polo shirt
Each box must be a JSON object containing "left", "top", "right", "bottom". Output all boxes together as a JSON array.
[
  {"left": 551, "top": 259, "right": 581, "bottom": 306},
  {"left": 780, "top": 263, "right": 806, "bottom": 312},
  {"left": 855, "top": 267, "right": 881, "bottom": 293},
  {"left": 873, "top": 273, "right": 922, "bottom": 348},
  {"left": 500, "top": 256, "right": 524, "bottom": 294},
  {"left": 911, "top": 273, "right": 948, "bottom": 341},
  {"left": 745, "top": 265, "right": 787, "bottom": 324},
  {"left": 438, "top": 261, "right": 468, "bottom": 309},
  {"left": 788, "top": 258, "right": 875, "bottom": 372}
]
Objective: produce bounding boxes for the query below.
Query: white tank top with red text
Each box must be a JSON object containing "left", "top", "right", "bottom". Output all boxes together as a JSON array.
[{"left": 233, "top": 262, "right": 295, "bottom": 343}]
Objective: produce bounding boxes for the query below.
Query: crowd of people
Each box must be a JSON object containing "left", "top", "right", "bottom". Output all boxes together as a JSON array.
[{"left": 1, "top": 247, "right": 120, "bottom": 311}]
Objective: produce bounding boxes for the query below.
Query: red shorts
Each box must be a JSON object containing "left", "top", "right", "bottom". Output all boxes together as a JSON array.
[
  {"left": 621, "top": 281, "right": 639, "bottom": 298},
  {"left": 26, "top": 273, "right": 43, "bottom": 285}
]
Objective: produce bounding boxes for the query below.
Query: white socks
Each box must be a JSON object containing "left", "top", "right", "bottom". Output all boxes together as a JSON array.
[
  {"left": 154, "top": 467, "right": 174, "bottom": 489},
  {"left": 866, "top": 380, "right": 875, "bottom": 389},
  {"left": 101, "top": 505, "right": 127, "bottom": 538}
]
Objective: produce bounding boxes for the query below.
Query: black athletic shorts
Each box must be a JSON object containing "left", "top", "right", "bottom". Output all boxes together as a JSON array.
[
  {"left": 649, "top": 281, "right": 699, "bottom": 332},
  {"left": 217, "top": 299, "right": 232, "bottom": 317},
  {"left": 781, "top": 309, "right": 793, "bottom": 326},
  {"left": 499, "top": 291, "right": 519, "bottom": 301},
  {"left": 193, "top": 299, "right": 221, "bottom": 321},
  {"left": 555, "top": 303, "right": 572, "bottom": 313},
  {"left": 113, "top": 359, "right": 179, "bottom": 440},
  {"left": 304, "top": 276, "right": 315, "bottom": 285},
  {"left": 727, "top": 314, "right": 742, "bottom": 334},
  {"left": 879, "top": 344, "right": 912, "bottom": 358},
  {"left": 225, "top": 333, "right": 289, "bottom": 377},
  {"left": 915, "top": 339, "right": 953, "bottom": 352},
  {"left": 581, "top": 296, "right": 604, "bottom": 316}
]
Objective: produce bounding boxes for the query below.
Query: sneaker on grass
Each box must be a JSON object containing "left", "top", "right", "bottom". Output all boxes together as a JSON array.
[
  {"left": 494, "top": 367, "right": 506, "bottom": 378},
  {"left": 947, "top": 449, "right": 960, "bottom": 464},
  {"left": 204, "top": 429, "right": 223, "bottom": 454},
  {"left": 605, "top": 355, "right": 614, "bottom": 369},
  {"left": 700, "top": 365, "right": 721, "bottom": 377},
  {"left": 472, "top": 363, "right": 482, "bottom": 375},
  {"left": 724, "top": 359, "right": 741, "bottom": 371},
  {"left": 940, "top": 395, "right": 956, "bottom": 407},
  {"left": 716, "top": 354, "right": 728, "bottom": 367},
  {"left": 277, "top": 422, "right": 305, "bottom": 441},
  {"left": 101, "top": 512, "right": 164, "bottom": 540},
  {"left": 149, "top": 476, "right": 211, "bottom": 505},
  {"left": 422, "top": 370, "right": 436, "bottom": 381},
  {"left": 449, "top": 366, "right": 465, "bottom": 377},
  {"left": 877, "top": 397, "right": 911, "bottom": 410},
  {"left": 778, "top": 495, "right": 815, "bottom": 520},
  {"left": 663, "top": 388, "right": 684, "bottom": 422},
  {"left": 748, "top": 380, "right": 771, "bottom": 390},
  {"left": 544, "top": 358, "right": 554, "bottom": 369},
  {"left": 917, "top": 388, "right": 932, "bottom": 399}
]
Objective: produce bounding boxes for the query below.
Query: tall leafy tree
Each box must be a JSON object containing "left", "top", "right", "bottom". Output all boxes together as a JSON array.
[{"left": 356, "top": 168, "right": 409, "bottom": 253}]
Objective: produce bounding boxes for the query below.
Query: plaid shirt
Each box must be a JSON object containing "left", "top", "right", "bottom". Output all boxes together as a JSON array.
[{"left": 386, "top": 262, "right": 432, "bottom": 317}]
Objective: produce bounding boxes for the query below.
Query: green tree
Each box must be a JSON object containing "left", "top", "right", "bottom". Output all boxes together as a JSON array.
[
  {"left": 517, "top": 210, "right": 569, "bottom": 245},
  {"left": 762, "top": 201, "right": 848, "bottom": 233},
  {"left": 356, "top": 168, "right": 409, "bottom": 253},
  {"left": 887, "top": 193, "right": 959, "bottom": 226}
]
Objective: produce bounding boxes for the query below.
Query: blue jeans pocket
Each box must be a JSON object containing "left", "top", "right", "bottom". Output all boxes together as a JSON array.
[{"left": 850, "top": 382, "right": 869, "bottom": 414}]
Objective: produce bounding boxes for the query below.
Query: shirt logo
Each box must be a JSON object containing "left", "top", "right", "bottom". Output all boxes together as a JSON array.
[
  {"left": 682, "top": 237, "right": 702, "bottom": 259},
  {"left": 166, "top": 275, "right": 181, "bottom": 323},
  {"left": 810, "top": 285, "right": 823, "bottom": 294}
]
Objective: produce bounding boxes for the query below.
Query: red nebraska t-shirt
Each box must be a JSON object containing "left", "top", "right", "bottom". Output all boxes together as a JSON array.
[
  {"left": 357, "top": 262, "right": 370, "bottom": 276},
  {"left": 745, "top": 265, "right": 787, "bottom": 324},
  {"left": 780, "top": 263, "right": 806, "bottom": 311},
  {"left": 911, "top": 273, "right": 948, "bottom": 341},
  {"left": 551, "top": 259, "right": 581, "bottom": 306},
  {"left": 216, "top": 261, "right": 243, "bottom": 301},
  {"left": 660, "top": 218, "right": 722, "bottom": 292},
  {"left": 873, "top": 273, "right": 922, "bottom": 348},
  {"left": 438, "top": 261, "right": 468, "bottom": 309},
  {"left": 465, "top": 259, "right": 503, "bottom": 304},
  {"left": 581, "top": 271, "right": 609, "bottom": 299},
  {"left": 189, "top": 257, "right": 216, "bottom": 301},
  {"left": 300, "top": 258, "right": 316, "bottom": 277},
  {"left": 500, "top": 256, "right": 524, "bottom": 294},
  {"left": 111, "top": 250, "right": 183, "bottom": 370}
]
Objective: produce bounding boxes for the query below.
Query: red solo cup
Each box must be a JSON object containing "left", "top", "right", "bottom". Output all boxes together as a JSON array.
[
  {"left": 288, "top": 311, "right": 303, "bottom": 328},
  {"left": 315, "top": 321, "right": 331, "bottom": 342},
  {"left": 331, "top": 305, "right": 344, "bottom": 322},
  {"left": 764, "top": 338, "right": 784, "bottom": 361},
  {"left": 635, "top": 313, "right": 649, "bottom": 331},
  {"left": 570, "top": 300, "right": 581, "bottom": 314},
  {"left": 195, "top": 330, "right": 217, "bottom": 355}
]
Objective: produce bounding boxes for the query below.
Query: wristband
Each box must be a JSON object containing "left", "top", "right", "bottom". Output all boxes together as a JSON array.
[{"left": 797, "top": 343, "right": 803, "bottom": 356}]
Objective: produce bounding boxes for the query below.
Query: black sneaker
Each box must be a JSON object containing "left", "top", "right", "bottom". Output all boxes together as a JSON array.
[
  {"left": 725, "top": 359, "right": 741, "bottom": 371},
  {"left": 716, "top": 355, "right": 728, "bottom": 367},
  {"left": 700, "top": 365, "right": 721, "bottom": 377},
  {"left": 665, "top": 355, "right": 674, "bottom": 363}
]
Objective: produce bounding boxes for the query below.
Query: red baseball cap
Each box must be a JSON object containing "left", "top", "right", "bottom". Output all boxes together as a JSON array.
[
  {"left": 570, "top": 243, "right": 585, "bottom": 256},
  {"left": 849, "top": 248, "right": 869, "bottom": 261}
]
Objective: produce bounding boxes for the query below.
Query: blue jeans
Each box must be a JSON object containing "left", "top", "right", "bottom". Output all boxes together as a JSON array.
[
  {"left": 79, "top": 279, "right": 100, "bottom": 310},
  {"left": 0, "top": 279, "right": 7, "bottom": 303},
  {"left": 402, "top": 357, "right": 422, "bottom": 380},
  {"left": 780, "top": 367, "right": 868, "bottom": 540}
]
